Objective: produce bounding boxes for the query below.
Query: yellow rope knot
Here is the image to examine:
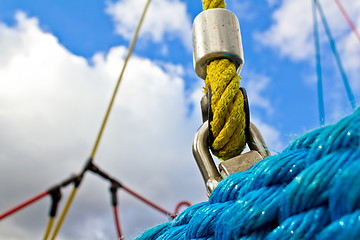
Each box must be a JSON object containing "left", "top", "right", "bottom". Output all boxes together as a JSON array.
[{"left": 202, "top": 0, "right": 247, "bottom": 160}]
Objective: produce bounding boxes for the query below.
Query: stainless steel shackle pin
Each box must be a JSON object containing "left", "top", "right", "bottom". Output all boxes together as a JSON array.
[{"left": 192, "top": 8, "right": 244, "bottom": 79}]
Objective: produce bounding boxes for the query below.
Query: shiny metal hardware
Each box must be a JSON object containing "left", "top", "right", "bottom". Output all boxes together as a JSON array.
[
  {"left": 192, "top": 121, "right": 221, "bottom": 197},
  {"left": 248, "top": 122, "right": 272, "bottom": 158},
  {"left": 192, "top": 120, "right": 271, "bottom": 197},
  {"left": 201, "top": 93, "right": 210, "bottom": 123},
  {"left": 192, "top": 8, "right": 244, "bottom": 79},
  {"left": 219, "top": 119, "right": 271, "bottom": 178},
  {"left": 219, "top": 150, "right": 262, "bottom": 179},
  {"left": 192, "top": 121, "right": 271, "bottom": 196}
]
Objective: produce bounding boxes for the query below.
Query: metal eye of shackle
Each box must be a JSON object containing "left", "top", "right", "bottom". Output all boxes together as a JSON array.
[
  {"left": 193, "top": 89, "right": 271, "bottom": 197},
  {"left": 192, "top": 8, "right": 271, "bottom": 197}
]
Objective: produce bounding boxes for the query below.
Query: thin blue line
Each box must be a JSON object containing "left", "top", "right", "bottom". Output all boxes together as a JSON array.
[
  {"left": 312, "top": 0, "right": 325, "bottom": 126},
  {"left": 315, "top": 0, "right": 357, "bottom": 110}
]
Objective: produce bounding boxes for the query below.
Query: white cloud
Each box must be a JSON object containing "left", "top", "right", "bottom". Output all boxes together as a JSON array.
[
  {"left": 255, "top": 0, "right": 360, "bottom": 65},
  {"left": 255, "top": 0, "right": 360, "bottom": 116},
  {"left": 254, "top": 0, "right": 314, "bottom": 61},
  {"left": 242, "top": 72, "right": 272, "bottom": 114},
  {"left": 0, "top": 10, "right": 285, "bottom": 239},
  {"left": 0, "top": 11, "right": 205, "bottom": 239},
  {"left": 105, "top": 0, "right": 193, "bottom": 51}
]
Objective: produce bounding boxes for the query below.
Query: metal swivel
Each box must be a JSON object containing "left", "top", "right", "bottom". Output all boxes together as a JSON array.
[{"left": 192, "top": 8, "right": 244, "bottom": 79}]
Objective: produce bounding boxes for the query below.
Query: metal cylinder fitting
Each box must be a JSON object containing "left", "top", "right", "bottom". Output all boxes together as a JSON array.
[{"left": 193, "top": 8, "right": 244, "bottom": 79}]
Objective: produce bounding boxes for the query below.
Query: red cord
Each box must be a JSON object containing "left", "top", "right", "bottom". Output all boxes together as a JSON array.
[
  {"left": 174, "top": 201, "right": 191, "bottom": 215},
  {"left": 113, "top": 205, "right": 123, "bottom": 239},
  {"left": 334, "top": 0, "right": 360, "bottom": 43},
  {"left": 122, "top": 186, "right": 173, "bottom": 217},
  {"left": 170, "top": 201, "right": 192, "bottom": 219},
  {"left": 0, "top": 190, "right": 49, "bottom": 220}
]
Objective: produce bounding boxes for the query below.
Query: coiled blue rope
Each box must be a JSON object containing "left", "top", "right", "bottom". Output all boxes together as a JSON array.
[{"left": 136, "top": 108, "right": 360, "bottom": 239}]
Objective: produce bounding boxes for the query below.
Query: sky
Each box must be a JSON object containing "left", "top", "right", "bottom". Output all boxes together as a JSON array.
[{"left": 0, "top": 0, "right": 359, "bottom": 239}]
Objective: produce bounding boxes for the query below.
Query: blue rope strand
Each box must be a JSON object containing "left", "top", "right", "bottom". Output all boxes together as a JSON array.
[
  {"left": 266, "top": 207, "right": 329, "bottom": 240},
  {"left": 316, "top": 210, "right": 360, "bottom": 240},
  {"left": 329, "top": 160, "right": 360, "bottom": 220},
  {"left": 312, "top": 0, "right": 325, "bottom": 125},
  {"left": 315, "top": 0, "right": 357, "bottom": 110}
]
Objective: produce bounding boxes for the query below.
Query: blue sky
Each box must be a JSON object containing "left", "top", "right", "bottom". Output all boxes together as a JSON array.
[{"left": 0, "top": 0, "right": 359, "bottom": 239}]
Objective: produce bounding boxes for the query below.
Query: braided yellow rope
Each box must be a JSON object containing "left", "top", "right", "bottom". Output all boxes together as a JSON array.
[{"left": 203, "top": 0, "right": 246, "bottom": 160}]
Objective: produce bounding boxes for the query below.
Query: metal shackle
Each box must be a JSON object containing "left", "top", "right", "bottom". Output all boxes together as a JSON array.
[
  {"left": 192, "top": 8, "right": 244, "bottom": 79},
  {"left": 192, "top": 121, "right": 221, "bottom": 196},
  {"left": 192, "top": 120, "right": 271, "bottom": 197}
]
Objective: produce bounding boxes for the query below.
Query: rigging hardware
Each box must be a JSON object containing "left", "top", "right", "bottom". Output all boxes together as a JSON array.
[
  {"left": 193, "top": 8, "right": 244, "bottom": 79},
  {"left": 193, "top": 89, "right": 271, "bottom": 196}
]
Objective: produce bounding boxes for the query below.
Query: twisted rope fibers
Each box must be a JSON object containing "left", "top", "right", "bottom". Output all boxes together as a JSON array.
[
  {"left": 202, "top": 0, "right": 247, "bottom": 160},
  {"left": 135, "top": 108, "right": 360, "bottom": 239}
]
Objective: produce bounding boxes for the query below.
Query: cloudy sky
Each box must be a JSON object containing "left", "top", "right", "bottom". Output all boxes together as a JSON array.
[{"left": 0, "top": 0, "right": 359, "bottom": 239}]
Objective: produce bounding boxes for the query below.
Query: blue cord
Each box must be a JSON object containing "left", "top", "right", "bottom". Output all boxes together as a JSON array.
[
  {"left": 315, "top": 0, "right": 357, "bottom": 110},
  {"left": 312, "top": 0, "right": 325, "bottom": 125}
]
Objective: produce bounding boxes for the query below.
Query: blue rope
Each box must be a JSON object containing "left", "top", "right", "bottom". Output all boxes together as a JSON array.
[
  {"left": 135, "top": 108, "right": 360, "bottom": 239},
  {"left": 315, "top": 0, "right": 357, "bottom": 110},
  {"left": 312, "top": 0, "right": 325, "bottom": 125},
  {"left": 315, "top": 210, "right": 360, "bottom": 240}
]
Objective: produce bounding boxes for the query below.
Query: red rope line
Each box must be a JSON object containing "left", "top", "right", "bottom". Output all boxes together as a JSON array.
[
  {"left": 334, "top": 0, "right": 360, "bottom": 43},
  {"left": 122, "top": 185, "right": 173, "bottom": 217},
  {"left": 169, "top": 200, "right": 192, "bottom": 220},
  {"left": 0, "top": 190, "right": 49, "bottom": 220},
  {"left": 113, "top": 206, "right": 123, "bottom": 239},
  {"left": 174, "top": 201, "right": 191, "bottom": 215}
]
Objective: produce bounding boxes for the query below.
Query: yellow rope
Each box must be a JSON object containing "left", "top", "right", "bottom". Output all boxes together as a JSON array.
[
  {"left": 49, "top": 1, "right": 152, "bottom": 239},
  {"left": 50, "top": 187, "right": 78, "bottom": 240},
  {"left": 202, "top": 0, "right": 246, "bottom": 160},
  {"left": 43, "top": 216, "right": 54, "bottom": 240},
  {"left": 91, "top": 0, "right": 152, "bottom": 159}
]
